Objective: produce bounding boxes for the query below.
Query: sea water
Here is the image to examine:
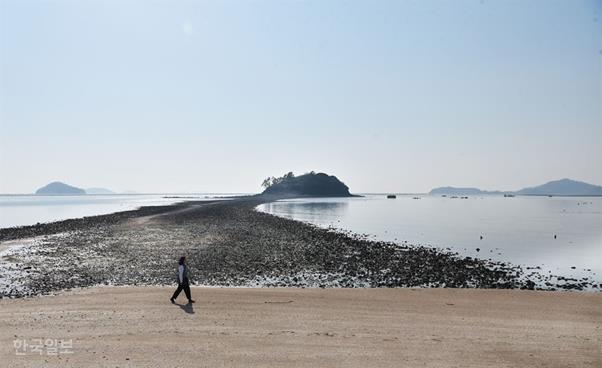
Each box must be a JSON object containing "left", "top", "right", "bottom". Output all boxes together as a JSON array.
[
  {"left": 257, "top": 195, "right": 602, "bottom": 284},
  {"left": 0, "top": 194, "right": 237, "bottom": 228}
]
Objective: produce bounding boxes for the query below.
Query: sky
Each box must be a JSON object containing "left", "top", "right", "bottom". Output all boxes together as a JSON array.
[{"left": 1, "top": 0, "right": 601, "bottom": 194}]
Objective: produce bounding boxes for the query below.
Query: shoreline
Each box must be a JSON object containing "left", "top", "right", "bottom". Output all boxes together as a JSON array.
[
  {"left": 1, "top": 286, "right": 601, "bottom": 367},
  {"left": 1, "top": 197, "right": 600, "bottom": 298},
  {"left": 0, "top": 199, "right": 228, "bottom": 241}
]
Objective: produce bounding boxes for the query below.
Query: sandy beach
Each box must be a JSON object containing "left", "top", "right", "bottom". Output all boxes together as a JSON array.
[{"left": 0, "top": 286, "right": 600, "bottom": 367}]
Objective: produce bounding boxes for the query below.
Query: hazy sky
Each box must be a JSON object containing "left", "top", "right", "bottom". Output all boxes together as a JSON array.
[{"left": 1, "top": 0, "right": 601, "bottom": 194}]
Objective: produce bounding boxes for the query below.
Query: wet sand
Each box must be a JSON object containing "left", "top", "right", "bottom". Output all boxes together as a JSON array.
[{"left": 0, "top": 287, "right": 600, "bottom": 367}]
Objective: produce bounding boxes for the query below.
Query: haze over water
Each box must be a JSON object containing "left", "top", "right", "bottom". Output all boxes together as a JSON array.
[
  {"left": 258, "top": 195, "right": 602, "bottom": 285},
  {"left": 0, "top": 194, "right": 234, "bottom": 228}
]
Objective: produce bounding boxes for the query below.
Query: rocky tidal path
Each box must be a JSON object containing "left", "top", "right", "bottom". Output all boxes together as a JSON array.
[{"left": 0, "top": 198, "right": 598, "bottom": 298}]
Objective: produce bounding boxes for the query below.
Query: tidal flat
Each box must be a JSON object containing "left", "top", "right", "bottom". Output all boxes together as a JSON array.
[{"left": 0, "top": 198, "right": 598, "bottom": 298}]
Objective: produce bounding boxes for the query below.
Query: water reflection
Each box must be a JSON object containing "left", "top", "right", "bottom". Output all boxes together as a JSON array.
[
  {"left": 261, "top": 201, "right": 348, "bottom": 224},
  {"left": 258, "top": 195, "right": 602, "bottom": 284}
]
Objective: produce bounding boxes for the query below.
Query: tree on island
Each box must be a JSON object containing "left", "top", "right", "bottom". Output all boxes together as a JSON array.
[
  {"left": 261, "top": 171, "right": 353, "bottom": 197},
  {"left": 261, "top": 172, "right": 296, "bottom": 189}
]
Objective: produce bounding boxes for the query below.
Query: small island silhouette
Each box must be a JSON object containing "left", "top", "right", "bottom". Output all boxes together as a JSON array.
[
  {"left": 35, "top": 181, "right": 85, "bottom": 195},
  {"left": 260, "top": 171, "right": 356, "bottom": 198}
]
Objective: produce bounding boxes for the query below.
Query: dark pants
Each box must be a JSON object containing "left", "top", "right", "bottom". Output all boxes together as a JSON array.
[{"left": 171, "top": 278, "right": 192, "bottom": 301}]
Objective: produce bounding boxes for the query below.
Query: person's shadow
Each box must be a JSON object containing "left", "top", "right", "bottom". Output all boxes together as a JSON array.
[{"left": 173, "top": 301, "right": 195, "bottom": 314}]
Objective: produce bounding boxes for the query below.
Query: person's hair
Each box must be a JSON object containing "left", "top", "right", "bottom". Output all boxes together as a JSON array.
[{"left": 178, "top": 256, "right": 186, "bottom": 265}]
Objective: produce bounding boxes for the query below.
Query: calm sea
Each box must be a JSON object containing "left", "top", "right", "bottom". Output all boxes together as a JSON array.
[
  {"left": 257, "top": 195, "right": 602, "bottom": 284},
  {"left": 0, "top": 194, "right": 236, "bottom": 228}
]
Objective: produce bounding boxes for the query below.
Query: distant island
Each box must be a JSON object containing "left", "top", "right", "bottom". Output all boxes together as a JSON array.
[
  {"left": 35, "top": 182, "right": 116, "bottom": 195},
  {"left": 429, "top": 187, "right": 505, "bottom": 196},
  {"left": 35, "top": 181, "right": 86, "bottom": 195},
  {"left": 85, "top": 188, "right": 115, "bottom": 195},
  {"left": 260, "top": 171, "right": 355, "bottom": 197},
  {"left": 515, "top": 179, "right": 602, "bottom": 196},
  {"left": 430, "top": 178, "right": 602, "bottom": 196}
]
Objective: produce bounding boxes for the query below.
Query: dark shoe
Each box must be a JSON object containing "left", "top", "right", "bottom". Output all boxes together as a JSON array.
[
  {"left": 188, "top": 299, "right": 195, "bottom": 303},
  {"left": 170, "top": 298, "right": 175, "bottom": 304}
]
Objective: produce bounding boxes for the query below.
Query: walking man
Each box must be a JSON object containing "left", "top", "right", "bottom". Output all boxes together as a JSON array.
[{"left": 171, "top": 256, "right": 195, "bottom": 304}]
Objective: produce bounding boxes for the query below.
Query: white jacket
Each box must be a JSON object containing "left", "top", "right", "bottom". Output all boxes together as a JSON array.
[{"left": 178, "top": 265, "right": 185, "bottom": 284}]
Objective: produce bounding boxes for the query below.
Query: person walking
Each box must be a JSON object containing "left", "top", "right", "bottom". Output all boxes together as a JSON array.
[{"left": 171, "top": 256, "right": 195, "bottom": 304}]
